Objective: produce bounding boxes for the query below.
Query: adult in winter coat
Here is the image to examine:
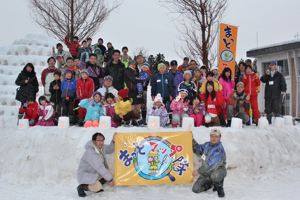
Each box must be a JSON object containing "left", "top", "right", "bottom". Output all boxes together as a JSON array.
[
  {"left": 15, "top": 63, "right": 39, "bottom": 112},
  {"left": 200, "top": 81, "right": 225, "bottom": 127},
  {"left": 234, "top": 62, "right": 246, "bottom": 90},
  {"left": 104, "top": 42, "right": 114, "bottom": 63},
  {"left": 93, "top": 38, "right": 106, "bottom": 56},
  {"left": 41, "top": 57, "right": 61, "bottom": 100},
  {"left": 260, "top": 61, "right": 287, "bottom": 124},
  {"left": 227, "top": 82, "right": 250, "bottom": 126},
  {"left": 49, "top": 71, "right": 62, "bottom": 118},
  {"left": 168, "top": 60, "right": 184, "bottom": 95},
  {"left": 76, "top": 69, "right": 95, "bottom": 126},
  {"left": 77, "top": 40, "right": 90, "bottom": 62},
  {"left": 52, "top": 43, "right": 72, "bottom": 62},
  {"left": 77, "top": 132, "right": 116, "bottom": 197},
  {"left": 192, "top": 129, "right": 226, "bottom": 198},
  {"left": 218, "top": 68, "right": 235, "bottom": 122},
  {"left": 104, "top": 50, "right": 126, "bottom": 91},
  {"left": 18, "top": 96, "right": 39, "bottom": 126},
  {"left": 97, "top": 75, "right": 118, "bottom": 100},
  {"left": 151, "top": 63, "right": 175, "bottom": 104},
  {"left": 242, "top": 65, "right": 261, "bottom": 124},
  {"left": 147, "top": 94, "right": 168, "bottom": 127}
]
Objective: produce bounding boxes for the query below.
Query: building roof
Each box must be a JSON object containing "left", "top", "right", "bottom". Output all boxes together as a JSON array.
[{"left": 247, "top": 38, "right": 300, "bottom": 57}]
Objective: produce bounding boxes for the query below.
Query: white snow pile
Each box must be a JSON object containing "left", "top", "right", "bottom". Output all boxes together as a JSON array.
[
  {"left": 0, "top": 125, "right": 300, "bottom": 200},
  {"left": 0, "top": 34, "right": 62, "bottom": 126}
]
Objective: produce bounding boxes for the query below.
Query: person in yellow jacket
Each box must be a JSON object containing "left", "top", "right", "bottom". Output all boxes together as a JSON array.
[
  {"left": 113, "top": 88, "right": 140, "bottom": 126},
  {"left": 199, "top": 71, "right": 222, "bottom": 94}
]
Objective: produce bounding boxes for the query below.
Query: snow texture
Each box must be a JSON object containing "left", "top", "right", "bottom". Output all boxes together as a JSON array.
[
  {"left": 1, "top": 34, "right": 300, "bottom": 199},
  {"left": 248, "top": 38, "right": 300, "bottom": 51}
]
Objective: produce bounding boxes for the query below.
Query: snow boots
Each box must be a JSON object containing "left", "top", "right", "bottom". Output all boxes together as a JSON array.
[
  {"left": 69, "top": 115, "right": 75, "bottom": 126},
  {"left": 172, "top": 122, "right": 177, "bottom": 128},
  {"left": 77, "top": 184, "right": 88, "bottom": 197},
  {"left": 78, "top": 117, "right": 84, "bottom": 127},
  {"left": 213, "top": 181, "right": 225, "bottom": 198}
]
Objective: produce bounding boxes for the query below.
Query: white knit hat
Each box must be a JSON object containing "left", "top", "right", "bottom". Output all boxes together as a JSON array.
[{"left": 154, "top": 93, "right": 163, "bottom": 103}]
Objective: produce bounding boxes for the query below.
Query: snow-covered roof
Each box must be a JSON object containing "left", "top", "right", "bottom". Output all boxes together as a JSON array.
[{"left": 249, "top": 38, "right": 300, "bottom": 51}]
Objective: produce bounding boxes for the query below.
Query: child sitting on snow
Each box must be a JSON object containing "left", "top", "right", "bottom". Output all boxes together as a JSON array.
[
  {"left": 170, "top": 89, "right": 190, "bottom": 128},
  {"left": 187, "top": 95, "right": 206, "bottom": 127},
  {"left": 36, "top": 96, "right": 56, "bottom": 126},
  {"left": 136, "top": 62, "right": 152, "bottom": 98},
  {"left": 103, "top": 93, "right": 118, "bottom": 128},
  {"left": 18, "top": 96, "right": 39, "bottom": 126},
  {"left": 80, "top": 91, "right": 104, "bottom": 128},
  {"left": 147, "top": 93, "right": 168, "bottom": 127}
]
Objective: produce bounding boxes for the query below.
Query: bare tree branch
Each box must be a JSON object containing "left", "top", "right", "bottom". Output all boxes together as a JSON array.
[
  {"left": 160, "top": 0, "right": 228, "bottom": 69},
  {"left": 29, "top": 0, "right": 121, "bottom": 42}
]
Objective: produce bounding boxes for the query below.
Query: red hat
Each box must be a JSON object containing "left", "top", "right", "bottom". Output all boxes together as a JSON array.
[
  {"left": 118, "top": 88, "right": 129, "bottom": 99},
  {"left": 146, "top": 70, "right": 152, "bottom": 75}
]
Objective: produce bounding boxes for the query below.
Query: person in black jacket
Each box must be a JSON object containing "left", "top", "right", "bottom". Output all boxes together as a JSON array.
[
  {"left": 124, "top": 60, "right": 144, "bottom": 126},
  {"left": 234, "top": 62, "right": 246, "bottom": 90},
  {"left": 104, "top": 50, "right": 125, "bottom": 91},
  {"left": 15, "top": 63, "right": 39, "bottom": 121},
  {"left": 49, "top": 71, "right": 62, "bottom": 120},
  {"left": 260, "top": 61, "right": 287, "bottom": 124}
]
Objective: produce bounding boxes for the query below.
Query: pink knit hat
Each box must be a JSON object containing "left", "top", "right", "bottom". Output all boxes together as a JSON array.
[{"left": 154, "top": 93, "right": 163, "bottom": 103}]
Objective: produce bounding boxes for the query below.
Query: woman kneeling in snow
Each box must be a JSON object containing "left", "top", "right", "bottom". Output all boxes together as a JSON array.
[
  {"left": 36, "top": 96, "right": 56, "bottom": 126},
  {"left": 80, "top": 91, "right": 104, "bottom": 128},
  {"left": 147, "top": 93, "right": 168, "bottom": 127}
]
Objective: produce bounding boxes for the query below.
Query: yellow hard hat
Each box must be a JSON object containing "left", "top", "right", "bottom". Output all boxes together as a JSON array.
[{"left": 147, "top": 150, "right": 159, "bottom": 157}]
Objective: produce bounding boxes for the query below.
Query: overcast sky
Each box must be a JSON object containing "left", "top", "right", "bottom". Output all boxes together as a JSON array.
[{"left": 0, "top": 0, "right": 299, "bottom": 66}]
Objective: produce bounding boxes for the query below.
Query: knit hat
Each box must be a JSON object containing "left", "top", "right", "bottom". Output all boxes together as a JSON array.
[
  {"left": 64, "top": 68, "right": 73, "bottom": 75},
  {"left": 183, "top": 70, "right": 192, "bottom": 77},
  {"left": 194, "top": 68, "right": 201, "bottom": 73},
  {"left": 118, "top": 88, "right": 129, "bottom": 99},
  {"left": 146, "top": 70, "right": 152, "bottom": 75},
  {"left": 158, "top": 63, "right": 166, "bottom": 70},
  {"left": 170, "top": 60, "right": 178, "bottom": 66},
  {"left": 236, "top": 82, "right": 244, "bottom": 87},
  {"left": 178, "top": 88, "right": 188, "bottom": 95},
  {"left": 104, "top": 75, "right": 113, "bottom": 81},
  {"left": 93, "top": 91, "right": 102, "bottom": 98},
  {"left": 128, "top": 60, "right": 137, "bottom": 66},
  {"left": 94, "top": 47, "right": 102, "bottom": 54},
  {"left": 211, "top": 66, "right": 218, "bottom": 71},
  {"left": 80, "top": 69, "right": 89, "bottom": 76},
  {"left": 142, "top": 62, "right": 149, "bottom": 69},
  {"left": 270, "top": 61, "right": 277, "bottom": 65},
  {"left": 182, "top": 63, "right": 188, "bottom": 68},
  {"left": 154, "top": 93, "right": 163, "bottom": 103},
  {"left": 210, "top": 128, "right": 221, "bottom": 137}
]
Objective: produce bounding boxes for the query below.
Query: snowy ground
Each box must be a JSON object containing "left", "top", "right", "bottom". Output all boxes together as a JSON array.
[{"left": 1, "top": 125, "right": 300, "bottom": 200}]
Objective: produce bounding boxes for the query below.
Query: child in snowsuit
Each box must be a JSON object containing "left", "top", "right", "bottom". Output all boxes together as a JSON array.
[
  {"left": 103, "top": 93, "right": 118, "bottom": 128},
  {"left": 136, "top": 62, "right": 151, "bottom": 98},
  {"left": 187, "top": 95, "right": 206, "bottom": 127},
  {"left": 170, "top": 89, "right": 190, "bottom": 128},
  {"left": 61, "top": 68, "right": 77, "bottom": 125},
  {"left": 36, "top": 96, "right": 56, "bottom": 126},
  {"left": 18, "top": 96, "right": 39, "bottom": 126},
  {"left": 147, "top": 93, "right": 168, "bottom": 127},
  {"left": 80, "top": 91, "right": 104, "bottom": 128},
  {"left": 49, "top": 71, "right": 62, "bottom": 123},
  {"left": 114, "top": 89, "right": 140, "bottom": 126}
]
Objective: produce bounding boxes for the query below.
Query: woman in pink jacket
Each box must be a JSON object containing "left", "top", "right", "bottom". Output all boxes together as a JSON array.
[
  {"left": 218, "top": 68, "right": 235, "bottom": 123},
  {"left": 170, "top": 89, "right": 190, "bottom": 128}
]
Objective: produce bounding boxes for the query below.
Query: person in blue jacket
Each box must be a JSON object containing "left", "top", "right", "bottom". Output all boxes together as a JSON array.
[
  {"left": 80, "top": 91, "right": 104, "bottom": 128},
  {"left": 61, "top": 68, "right": 77, "bottom": 125},
  {"left": 192, "top": 128, "right": 226, "bottom": 198},
  {"left": 151, "top": 63, "right": 175, "bottom": 104}
]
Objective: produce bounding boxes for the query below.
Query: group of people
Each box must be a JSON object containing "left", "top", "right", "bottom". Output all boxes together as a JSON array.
[{"left": 15, "top": 35, "right": 287, "bottom": 129}]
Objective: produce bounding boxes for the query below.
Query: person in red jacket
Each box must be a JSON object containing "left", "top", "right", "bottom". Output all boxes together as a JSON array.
[
  {"left": 18, "top": 96, "right": 39, "bottom": 126},
  {"left": 242, "top": 65, "right": 261, "bottom": 125},
  {"left": 200, "top": 81, "right": 225, "bottom": 127},
  {"left": 76, "top": 69, "right": 95, "bottom": 126},
  {"left": 65, "top": 34, "right": 81, "bottom": 59}
]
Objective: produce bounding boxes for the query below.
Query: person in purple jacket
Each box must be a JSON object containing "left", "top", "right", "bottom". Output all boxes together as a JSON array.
[
  {"left": 147, "top": 93, "right": 168, "bottom": 127},
  {"left": 169, "top": 60, "right": 184, "bottom": 95},
  {"left": 187, "top": 95, "right": 206, "bottom": 127}
]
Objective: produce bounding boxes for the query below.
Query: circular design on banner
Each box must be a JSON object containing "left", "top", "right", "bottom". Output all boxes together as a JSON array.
[
  {"left": 133, "top": 136, "right": 176, "bottom": 181},
  {"left": 220, "top": 50, "right": 233, "bottom": 62}
]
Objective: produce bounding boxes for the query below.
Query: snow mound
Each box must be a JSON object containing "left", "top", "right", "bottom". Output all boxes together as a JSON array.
[
  {"left": 0, "top": 125, "right": 300, "bottom": 200},
  {"left": 0, "top": 34, "right": 62, "bottom": 126}
]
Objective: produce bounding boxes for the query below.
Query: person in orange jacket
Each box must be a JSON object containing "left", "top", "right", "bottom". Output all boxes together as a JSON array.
[
  {"left": 200, "top": 81, "right": 225, "bottom": 127},
  {"left": 18, "top": 96, "right": 39, "bottom": 126},
  {"left": 242, "top": 65, "right": 261, "bottom": 125}
]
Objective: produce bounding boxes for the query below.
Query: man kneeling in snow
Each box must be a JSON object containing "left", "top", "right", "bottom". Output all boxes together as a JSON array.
[
  {"left": 192, "top": 129, "right": 226, "bottom": 198},
  {"left": 77, "top": 132, "right": 116, "bottom": 197}
]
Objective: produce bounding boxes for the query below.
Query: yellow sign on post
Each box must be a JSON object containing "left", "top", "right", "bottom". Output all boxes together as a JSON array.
[
  {"left": 217, "top": 23, "right": 238, "bottom": 79},
  {"left": 114, "top": 131, "right": 194, "bottom": 185}
]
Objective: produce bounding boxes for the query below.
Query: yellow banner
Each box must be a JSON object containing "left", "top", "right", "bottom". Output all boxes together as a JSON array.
[
  {"left": 114, "top": 131, "right": 193, "bottom": 185},
  {"left": 217, "top": 23, "right": 238, "bottom": 79}
]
